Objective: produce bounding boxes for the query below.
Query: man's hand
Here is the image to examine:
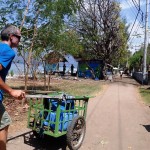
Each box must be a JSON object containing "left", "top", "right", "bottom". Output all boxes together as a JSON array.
[{"left": 9, "top": 89, "right": 25, "bottom": 100}]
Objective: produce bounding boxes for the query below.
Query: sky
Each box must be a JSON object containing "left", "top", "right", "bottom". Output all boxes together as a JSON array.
[{"left": 117, "top": 0, "right": 149, "bottom": 53}]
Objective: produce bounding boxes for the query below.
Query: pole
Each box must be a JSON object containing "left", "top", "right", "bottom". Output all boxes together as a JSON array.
[{"left": 142, "top": 0, "right": 149, "bottom": 83}]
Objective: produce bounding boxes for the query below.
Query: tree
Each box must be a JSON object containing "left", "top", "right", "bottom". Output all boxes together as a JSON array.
[
  {"left": 129, "top": 44, "right": 150, "bottom": 72},
  {"left": 74, "top": 0, "right": 128, "bottom": 65},
  {"left": 0, "top": 0, "right": 81, "bottom": 90},
  {"left": 129, "top": 50, "right": 143, "bottom": 72}
]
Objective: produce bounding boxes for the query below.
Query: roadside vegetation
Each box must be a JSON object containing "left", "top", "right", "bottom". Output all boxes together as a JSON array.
[
  {"left": 51, "top": 79, "right": 102, "bottom": 96},
  {"left": 129, "top": 44, "right": 150, "bottom": 72},
  {"left": 7, "top": 77, "right": 103, "bottom": 97},
  {"left": 139, "top": 87, "right": 150, "bottom": 105}
]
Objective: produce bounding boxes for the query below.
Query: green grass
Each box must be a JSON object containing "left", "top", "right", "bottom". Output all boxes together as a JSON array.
[
  {"left": 139, "top": 88, "right": 150, "bottom": 105},
  {"left": 52, "top": 79, "right": 102, "bottom": 96},
  {"left": 7, "top": 77, "right": 103, "bottom": 97}
]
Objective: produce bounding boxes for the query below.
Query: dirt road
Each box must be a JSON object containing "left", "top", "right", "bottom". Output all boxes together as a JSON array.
[{"left": 7, "top": 76, "right": 150, "bottom": 150}]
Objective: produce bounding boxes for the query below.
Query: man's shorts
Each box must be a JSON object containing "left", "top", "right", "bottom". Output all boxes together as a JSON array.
[{"left": 0, "top": 103, "right": 12, "bottom": 130}]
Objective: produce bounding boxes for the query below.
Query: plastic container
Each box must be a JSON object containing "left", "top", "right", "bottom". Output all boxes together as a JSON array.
[{"left": 44, "top": 111, "right": 78, "bottom": 131}]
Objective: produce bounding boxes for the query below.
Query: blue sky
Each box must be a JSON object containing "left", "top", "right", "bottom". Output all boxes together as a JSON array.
[{"left": 117, "top": 0, "right": 149, "bottom": 53}]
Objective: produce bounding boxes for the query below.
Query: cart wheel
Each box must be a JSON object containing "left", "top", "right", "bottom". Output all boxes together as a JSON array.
[
  {"left": 66, "top": 116, "right": 86, "bottom": 150},
  {"left": 33, "top": 130, "right": 39, "bottom": 138}
]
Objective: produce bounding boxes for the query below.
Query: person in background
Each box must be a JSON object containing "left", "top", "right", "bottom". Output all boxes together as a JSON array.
[
  {"left": 0, "top": 25, "right": 25, "bottom": 150},
  {"left": 71, "top": 64, "right": 74, "bottom": 76},
  {"left": 107, "top": 67, "right": 113, "bottom": 82},
  {"left": 120, "top": 70, "right": 124, "bottom": 79},
  {"left": 63, "top": 63, "right": 66, "bottom": 76}
]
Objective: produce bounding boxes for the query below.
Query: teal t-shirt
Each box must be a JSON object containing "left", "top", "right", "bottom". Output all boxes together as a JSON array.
[{"left": 0, "top": 43, "right": 15, "bottom": 102}]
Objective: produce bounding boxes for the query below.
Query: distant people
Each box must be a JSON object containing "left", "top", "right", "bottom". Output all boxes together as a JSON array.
[
  {"left": 120, "top": 70, "right": 123, "bottom": 79},
  {"left": 63, "top": 63, "right": 66, "bottom": 76},
  {"left": 106, "top": 67, "right": 113, "bottom": 82},
  {"left": 71, "top": 64, "right": 74, "bottom": 76},
  {"left": 103, "top": 69, "right": 107, "bottom": 81}
]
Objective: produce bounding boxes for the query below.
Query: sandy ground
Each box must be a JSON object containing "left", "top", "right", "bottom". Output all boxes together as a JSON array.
[{"left": 7, "top": 75, "right": 150, "bottom": 150}]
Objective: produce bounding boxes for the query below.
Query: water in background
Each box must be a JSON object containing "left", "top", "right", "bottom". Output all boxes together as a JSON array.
[
  {"left": 10, "top": 63, "right": 24, "bottom": 76},
  {"left": 9, "top": 62, "right": 44, "bottom": 76},
  {"left": 10, "top": 53, "right": 78, "bottom": 76},
  {"left": 9, "top": 62, "right": 77, "bottom": 76}
]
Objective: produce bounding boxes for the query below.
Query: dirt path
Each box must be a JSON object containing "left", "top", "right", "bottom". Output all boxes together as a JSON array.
[{"left": 7, "top": 76, "right": 150, "bottom": 150}]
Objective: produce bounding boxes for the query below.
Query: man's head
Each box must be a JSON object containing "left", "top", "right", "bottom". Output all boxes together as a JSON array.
[{"left": 1, "top": 24, "right": 21, "bottom": 48}]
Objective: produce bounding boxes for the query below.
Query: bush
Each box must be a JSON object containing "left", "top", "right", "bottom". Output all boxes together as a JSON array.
[{"left": 10, "top": 70, "right": 14, "bottom": 77}]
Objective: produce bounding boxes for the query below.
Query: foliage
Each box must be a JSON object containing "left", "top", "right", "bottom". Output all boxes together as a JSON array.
[
  {"left": 10, "top": 70, "right": 14, "bottom": 77},
  {"left": 0, "top": 0, "right": 81, "bottom": 57},
  {"left": 0, "top": 0, "right": 130, "bottom": 85},
  {"left": 146, "top": 44, "right": 150, "bottom": 68},
  {"left": 53, "top": 29, "right": 83, "bottom": 56},
  {"left": 0, "top": 0, "right": 81, "bottom": 89},
  {"left": 139, "top": 87, "right": 150, "bottom": 105},
  {"left": 129, "top": 44, "right": 150, "bottom": 71},
  {"left": 129, "top": 50, "right": 143, "bottom": 71},
  {"left": 74, "top": 0, "right": 128, "bottom": 64}
]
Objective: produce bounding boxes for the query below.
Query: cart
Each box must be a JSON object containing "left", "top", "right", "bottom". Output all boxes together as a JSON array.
[{"left": 26, "top": 91, "right": 90, "bottom": 150}]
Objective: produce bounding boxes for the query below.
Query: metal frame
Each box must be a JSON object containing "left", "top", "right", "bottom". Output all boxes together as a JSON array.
[{"left": 26, "top": 92, "right": 89, "bottom": 138}]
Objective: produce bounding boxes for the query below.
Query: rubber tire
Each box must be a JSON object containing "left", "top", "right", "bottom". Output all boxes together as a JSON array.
[
  {"left": 33, "top": 130, "right": 40, "bottom": 138},
  {"left": 66, "top": 116, "right": 86, "bottom": 150}
]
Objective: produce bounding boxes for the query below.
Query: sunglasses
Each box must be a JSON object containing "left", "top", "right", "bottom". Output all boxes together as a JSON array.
[{"left": 13, "top": 34, "right": 21, "bottom": 40}]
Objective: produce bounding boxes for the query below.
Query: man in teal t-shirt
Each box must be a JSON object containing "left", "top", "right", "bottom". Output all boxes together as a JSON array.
[{"left": 0, "top": 25, "right": 25, "bottom": 150}]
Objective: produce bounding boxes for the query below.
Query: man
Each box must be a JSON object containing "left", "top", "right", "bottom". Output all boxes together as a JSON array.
[
  {"left": 0, "top": 25, "right": 25, "bottom": 150},
  {"left": 63, "top": 63, "right": 66, "bottom": 76},
  {"left": 71, "top": 64, "right": 74, "bottom": 76}
]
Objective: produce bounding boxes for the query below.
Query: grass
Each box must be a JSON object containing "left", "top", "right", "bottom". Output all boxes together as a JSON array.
[
  {"left": 7, "top": 77, "right": 103, "bottom": 97},
  {"left": 139, "top": 87, "right": 150, "bottom": 105},
  {"left": 49, "top": 78, "right": 102, "bottom": 96}
]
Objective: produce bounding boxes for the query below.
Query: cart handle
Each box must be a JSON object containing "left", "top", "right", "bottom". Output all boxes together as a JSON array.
[{"left": 25, "top": 94, "right": 93, "bottom": 101}]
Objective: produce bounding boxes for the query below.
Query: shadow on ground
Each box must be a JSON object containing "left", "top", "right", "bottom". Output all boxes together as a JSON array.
[
  {"left": 8, "top": 131, "right": 68, "bottom": 150},
  {"left": 142, "top": 124, "right": 150, "bottom": 132},
  {"left": 113, "top": 76, "right": 141, "bottom": 86}
]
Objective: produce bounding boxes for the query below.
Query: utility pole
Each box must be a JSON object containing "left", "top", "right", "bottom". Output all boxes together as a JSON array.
[{"left": 143, "top": 0, "right": 149, "bottom": 82}]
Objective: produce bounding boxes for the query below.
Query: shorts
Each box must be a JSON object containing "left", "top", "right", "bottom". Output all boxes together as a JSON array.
[{"left": 0, "top": 103, "right": 12, "bottom": 130}]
